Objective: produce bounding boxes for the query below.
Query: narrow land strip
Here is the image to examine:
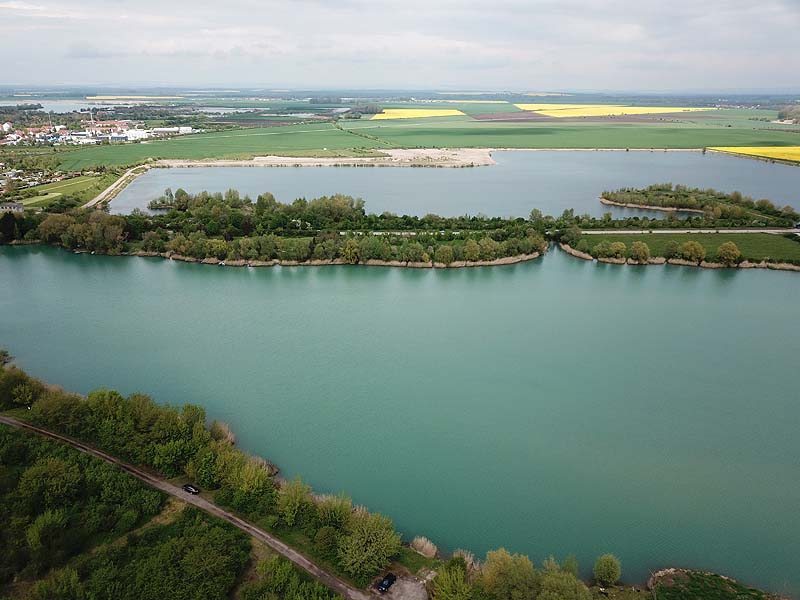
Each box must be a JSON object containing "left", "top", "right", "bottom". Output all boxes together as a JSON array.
[{"left": 0, "top": 415, "right": 371, "bottom": 600}]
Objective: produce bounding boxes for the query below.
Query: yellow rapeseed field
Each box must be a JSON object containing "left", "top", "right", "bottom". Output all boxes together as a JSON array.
[
  {"left": 514, "top": 104, "right": 714, "bottom": 118},
  {"left": 86, "top": 95, "right": 185, "bottom": 100},
  {"left": 709, "top": 146, "right": 800, "bottom": 163},
  {"left": 371, "top": 109, "right": 466, "bottom": 120}
]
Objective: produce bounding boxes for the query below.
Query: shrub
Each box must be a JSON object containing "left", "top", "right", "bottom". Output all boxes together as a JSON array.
[
  {"left": 434, "top": 245, "right": 455, "bottom": 265},
  {"left": 608, "top": 242, "right": 627, "bottom": 259},
  {"left": 716, "top": 241, "right": 741, "bottom": 266},
  {"left": 628, "top": 241, "right": 651, "bottom": 263},
  {"left": 677, "top": 241, "right": 706, "bottom": 263},
  {"left": 593, "top": 554, "right": 621, "bottom": 586},
  {"left": 410, "top": 535, "right": 438, "bottom": 558},
  {"left": 663, "top": 240, "right": 679, "bottom": 259}
]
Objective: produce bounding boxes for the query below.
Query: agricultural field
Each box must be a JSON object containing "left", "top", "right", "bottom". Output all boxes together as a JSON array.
[
  {"left": 371, "top": 108, "right": 466, "bottom": 120},
  {"left": 45, "top": 106, "right": 800, "bottom": 170},
  {"left": 578, "top": 233, "right": 800, "bottom": 263},
  {"left": 514, "top": 104, "right": 715, "bottom": 117},
  {"left": 709, "top": 146, "right": 800, "bottom": 163},
  {"left": 341, "top": 119, "right": 800, "bottom": 149},
  {"left": 55, "top": 123, "right": 383, "bottom": 170}
]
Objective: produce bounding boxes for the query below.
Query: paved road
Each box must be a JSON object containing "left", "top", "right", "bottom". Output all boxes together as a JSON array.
[
  {"left": 580, "top": 228, "right": 799, "bottom": 235},
  {"left": 0, "top": 415, "right": 372, "bottom": 600}
]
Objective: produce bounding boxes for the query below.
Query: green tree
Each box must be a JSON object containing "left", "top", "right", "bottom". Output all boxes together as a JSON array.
[
  {"left": 277, "top": 477, "right": 312, "bottom": 527},
  {"left": 716, "top": 241, "right": 741, "bottom": 266},
  {"left": 663, "top": 240, "right": 679, "bottom": 259},
  {"left": 628, "top": 241, "right": 651, "bottom": 263},
  {"left": 608, "top": 241, "right": 627, "bottom": 258},
  {"left": 432, "top": 559, "right": 472, "bottom": 600},
  {"left": 677, "top": 241, "right": 706, "bottom": 263},
  {"left": 434, "top": 245, "right": 455, "bottom": 265},
  {"left": 464, "top": 239, "right": 481, "bottom": 262},
  {"left": 0, "top": 348, "right": 12, "bottom": 366},
  {"left": 12, "top": 383, "right": 34, "bottom": 408},
  {"left": 538, "top": 568, "right": 591, "bottom": 600},
  {"left": 480, "top": 548, "right": 540, "bottom": 600},
  {"left": 337, "top": 512, "right": 401, "bottom": 584},
  {"left": 340, "top": 238, "right": 360, "bottom": 264},
  {"left": 593, "top": 554, "right": 621, "bottom": 586}
]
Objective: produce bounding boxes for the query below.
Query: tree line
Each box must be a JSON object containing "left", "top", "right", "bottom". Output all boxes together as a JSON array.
[
  {"left": 1, "top": 359, "right": 625, "bottom": 597},
  {"left": 600, "top": 183, "right": 798, "bottom": 226}
]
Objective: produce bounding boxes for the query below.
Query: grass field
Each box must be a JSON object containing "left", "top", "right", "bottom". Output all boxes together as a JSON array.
[
  {"left": 20, "top": 174, "right": 117, "bottom": 207},
  {"left": 709, "top": 146, "right": 800, "bottom": 163},
  {"left": 578, "top": 233, "right": 800, "bottom": 263},
  {"left": 49, "top": 115, "right": 800, "bottom": 170},
  {"left": 342, "top": 119, "right": 800, "bottom": 149},
  {"left": 56, "top": 123, "right": 383, "bottom": 170},
  {"left": 371, "top": 109, "right": 466, "bottom": 120}
]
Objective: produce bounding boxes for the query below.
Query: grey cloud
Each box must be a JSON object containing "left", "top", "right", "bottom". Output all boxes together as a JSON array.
[{"left": 2, "top": 0, "right": 799, "bottom": 89}]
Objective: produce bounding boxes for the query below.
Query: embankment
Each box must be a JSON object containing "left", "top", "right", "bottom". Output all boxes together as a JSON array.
[{"left": 559, "top": 243, "right": 800, "bottom": 272}]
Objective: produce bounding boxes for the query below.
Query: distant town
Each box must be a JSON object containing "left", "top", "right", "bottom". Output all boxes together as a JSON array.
[{"left": 1, "top": 118, "right": 196, "bottom": 147}]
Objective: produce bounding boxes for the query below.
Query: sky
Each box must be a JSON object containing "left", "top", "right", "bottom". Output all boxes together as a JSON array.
[{"left": 1, "top": 0, "right": 799, "bottom": 91}]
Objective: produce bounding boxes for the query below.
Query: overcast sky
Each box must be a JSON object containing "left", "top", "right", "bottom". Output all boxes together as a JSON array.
[{"left": 1, "top": 0, "right": 798, "bottom": 91}]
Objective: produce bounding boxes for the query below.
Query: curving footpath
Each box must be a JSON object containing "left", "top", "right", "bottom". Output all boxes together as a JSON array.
[{"left": 0, "top": 415, "right": 371, "bottom": 600}]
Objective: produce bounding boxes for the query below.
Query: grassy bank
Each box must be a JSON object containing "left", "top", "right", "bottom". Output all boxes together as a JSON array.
[{"left": 576, "top": 233, "right": 800, "bottom": 264}]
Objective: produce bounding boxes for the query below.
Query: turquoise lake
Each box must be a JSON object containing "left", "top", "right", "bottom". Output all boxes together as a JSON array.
[
  {"left": 110, "top": 150, "right": 800, "bottom": 217},
  {"left": 2, "top": 246, "right": 799, "bottom": 596}
]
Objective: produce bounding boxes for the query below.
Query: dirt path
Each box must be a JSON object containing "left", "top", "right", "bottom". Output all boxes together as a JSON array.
[
  {"left": 580, "top": 228, "right": 799, "bottom": 235},
  {"left": 0, "top": 415, "right": 372, "bottom": 600},
  {"left": 83, "top": 165, "right": 149, "bottom": 209}
]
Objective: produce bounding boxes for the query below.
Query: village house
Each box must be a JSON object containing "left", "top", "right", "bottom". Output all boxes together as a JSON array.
[{"left": 0, "top": 201, "right": 24, "bottom": 214}]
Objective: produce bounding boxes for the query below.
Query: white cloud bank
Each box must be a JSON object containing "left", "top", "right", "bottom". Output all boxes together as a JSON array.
[{"left": 1, "top": 0, "right": 798, "bottom": 90}]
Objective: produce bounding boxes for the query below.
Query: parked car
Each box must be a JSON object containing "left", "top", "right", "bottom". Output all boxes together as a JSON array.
[
  {"left": 377, "top": 573, "right": 397, "bottom": 593},
  {"left": 182, "top": 484, "right": 200, "bottom": 495}
]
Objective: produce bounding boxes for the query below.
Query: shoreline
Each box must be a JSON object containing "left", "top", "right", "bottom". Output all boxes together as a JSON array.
[
  {"left": 599, "top": 197, "right": 706, "bottom": 214},
  {"left": 135, "top": 249, "right": 542, "bottom": 268},
  {"left": 706, "top": 148, "right": 800, "bottom": 168},
  {"left": 154, "top": 148, "right": 497, "bottom": 169},
  {"left": 559, "top": 242, "right": 800, "bottom": 272}
]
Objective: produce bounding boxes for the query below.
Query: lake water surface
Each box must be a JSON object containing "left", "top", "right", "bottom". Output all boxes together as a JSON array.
[
  {"left": 111, "top": 150, "right": 800, "bottom": 217},
  {"left": 2, "top": 246, "right": 799, "bottom": 596}
]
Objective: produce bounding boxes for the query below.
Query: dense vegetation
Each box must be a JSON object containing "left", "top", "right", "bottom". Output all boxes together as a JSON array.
[
  {"left": 561, "top": 231, "right": 800, "bottom": 265},
  {"left": 3, "top": 189, "right": 548, "bottom": 264},
  {"left": 0, "top": 425, "right": 165, "bottom": 593},
  {"left": 22, "top": 507, "right": 250, "bottom": 600},
  {"left": 600, "top": 184, "right": 798, "bottom": 227},
  {"left": 650, "top": 570, "right": 780, "bottom": 600}
]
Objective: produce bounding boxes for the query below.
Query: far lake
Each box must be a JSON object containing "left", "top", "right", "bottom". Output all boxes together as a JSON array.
[
  {"left": 111, "top": 150, "right": 800, "bottom": 217},
  {"left": 2, "top": 246, "right": 799, "bottom": 596}
]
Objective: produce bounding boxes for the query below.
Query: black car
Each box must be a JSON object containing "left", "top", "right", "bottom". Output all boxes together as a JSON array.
[
  {"left": 182, "top": 484, "right": 200, "bottom": 495},
  {"left": 377, "top": 573, "right": 397, "bottom": 593}
]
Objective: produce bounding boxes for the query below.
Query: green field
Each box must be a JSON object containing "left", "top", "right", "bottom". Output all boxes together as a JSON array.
[
  {"left": 20, "top": 174, "right": 116, "bottom": 207},
  {"left": 56, "top": 123, "right": 383, "bottom": 170},
  {"left": 579, "top": 233, "right": 800, "bottom": 263},
  {"left": 43, "top": 107, "right": 800, "bottom": 170},
  {"left": 341, "top": 119, "right": 800, "bottom": 149}
]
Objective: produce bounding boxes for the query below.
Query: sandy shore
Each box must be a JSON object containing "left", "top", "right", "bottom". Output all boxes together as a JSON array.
[
  {"left": 155, "top": 148, "right": 496, "bottom": 169},
  {"left": 599, "top": 197, "right": 706, "bottom": 214},
  {"left": 129, "top": 250, "right": 541, "bottom": 268},
  {"left": 559, "top": 243, "right": 800, "bottom": 272}
]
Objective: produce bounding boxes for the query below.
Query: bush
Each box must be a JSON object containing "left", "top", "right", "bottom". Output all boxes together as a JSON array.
[
  {"left": 715, "top": 241, "right": 741, "bottom": 266},
  {"left": 593, "top": 554, "right": 621, "bottom": 586},
  {"left": 628, "top": 241, "right": 651, "bottom": 263},
  {"left": 608, "top": 242, "right": 627, "bottom": 259},
  {"left": 677, "top": 241, "right": 706, "bottom": 263},
  {"left": 410, "top": 535, "right": 438, "bottom": 558}
]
